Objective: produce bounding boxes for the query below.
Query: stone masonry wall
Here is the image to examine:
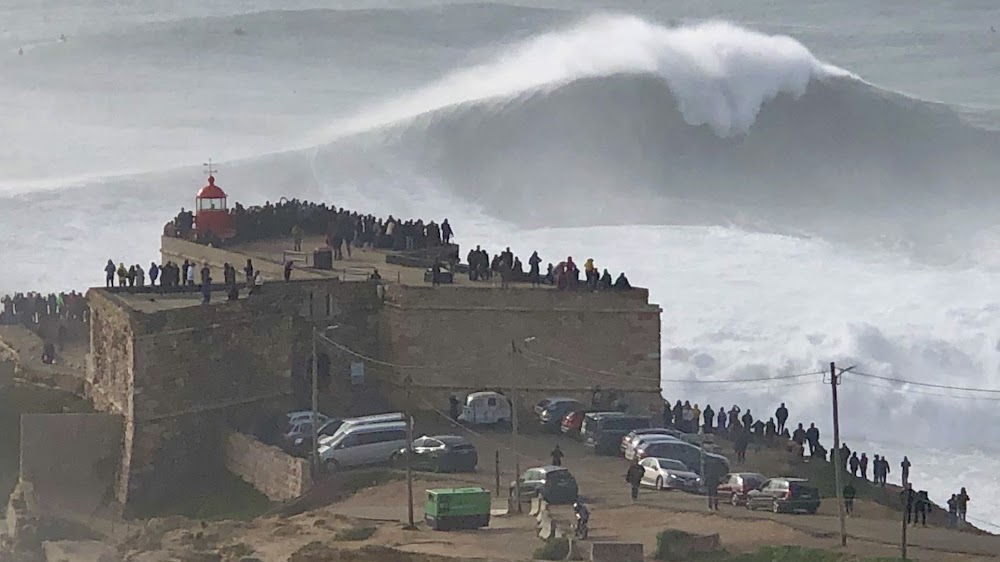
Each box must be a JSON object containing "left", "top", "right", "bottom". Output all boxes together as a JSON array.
[
  {"left": 89, "top": 278, "right": 379, "bottom": 507},
  {"left": 85, "top": 290, "right": 136, "bottom": 504},
  {"left": 224, "top": 431, "right": 312, "bottom": 501},
  {"left": 381, "top": 285, "right": 662, "bottom": 415}
]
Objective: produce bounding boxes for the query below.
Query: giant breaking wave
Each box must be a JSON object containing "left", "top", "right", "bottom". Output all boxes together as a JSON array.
[{"left": 312, "top": 15, "right": 1000, "bottom": 238}]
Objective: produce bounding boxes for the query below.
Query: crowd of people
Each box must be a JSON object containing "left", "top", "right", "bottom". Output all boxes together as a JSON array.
[
  {"left": 168, "top": 198, "right": 457, "bottom": 256},
  {"left": 465, "top": 246, "right": 633, "bottom": 291},
  {"left": 0, "top": 291, "right": 88, "bottom": 328},
  {"left": 662, "top": 396, "right": 973, "bottom": 527}
]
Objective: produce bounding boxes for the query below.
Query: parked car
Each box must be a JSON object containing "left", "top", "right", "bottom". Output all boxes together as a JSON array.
[
  {"left": 285, "top": 410, "right": 330, "bottom": 425},
  {"left": 286, "top": 417, "right": 345, "bottom": 456},
  {"left": 319, "top": 412, "right": 405, "bottom": 445},
  {"left": 535, "top": 397, "right": 585, "bottom": 432},
  {"left": 579, "top": 411, "right": 625, "bottom": 440},
  {"left": 624, "top": 433, "right": 682, "bottom": 461},
  {"left": 718, "top": 472, "right": 768, "bottom": 507},
  {"left": 509, "top": 466, "right": 579, "bottom": 504},
  {"left": 318, "top": 421, "right": 408, "bottom": 471},
  {"left": 585, "top": 415, "right": 651, "bottom": 455},
  {"left": 620, "top": 428, "right": 682, "bottom": 456},
  {"left": 391, "top": 435, "right": 478, "bottom": 473},
  {"left": 635, "top": 440, "right": 730, "bottom": 477},
  {"left": 559, "top": 409, "right": 593, "bottom": 436},
  {"left": 638, "top": 457, "right": 702, "bottom": 492},
  {"left": 745, "top": 478, "right": 821, "bottom": 514},
  {"left": 458, "top": 391, "right": 511, "bottom": 425}
]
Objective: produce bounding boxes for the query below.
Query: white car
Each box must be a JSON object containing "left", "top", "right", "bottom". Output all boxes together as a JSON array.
[
  {"left": 639, "top": 457, "right": 702, "bottom": 492},
  {"left": 625, "top": 434, "right": 681, "bottom": 461}
]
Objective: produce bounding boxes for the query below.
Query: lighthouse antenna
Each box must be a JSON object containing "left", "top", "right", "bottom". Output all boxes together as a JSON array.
[{"left": 202, "top": 159, "right": 218, "bottom": 178}]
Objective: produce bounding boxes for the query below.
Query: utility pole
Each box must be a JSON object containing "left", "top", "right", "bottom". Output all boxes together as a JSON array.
[
  {"left": 311, "top": 325, "right": 320, "bottom": 476},
  {"left": 404, "top": 374, "right": 416, "bottom": 529},
  {"left": 495, "top": 450, "right": 501, "bottom": 497},
  {"left": 510, "top": 340, "right": 522, "bottom": 513},
  {"left": 901, "top": 491, "right": 908, "bottom": 560},
  {"left": 830, "top": 361, "right": 847, "bottom": 547}
]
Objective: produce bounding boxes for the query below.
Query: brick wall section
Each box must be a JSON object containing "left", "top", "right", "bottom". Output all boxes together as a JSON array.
[
  {"left": 380, "top": 285, "right": 662, "bottom": 415},
  {"left": 224, "top": 431, "right": 311, "bottom": 501}
]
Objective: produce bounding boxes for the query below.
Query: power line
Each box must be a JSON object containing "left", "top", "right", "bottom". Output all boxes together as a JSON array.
[
  {"left": 849, "top": 376, "right": 1000, "bottom": 402},
  {"left": 522, "top": 347, "right": 825, "bottom": 385},
  {"left": 850, "top": 370, "right": 1000, "bottom": 395}
]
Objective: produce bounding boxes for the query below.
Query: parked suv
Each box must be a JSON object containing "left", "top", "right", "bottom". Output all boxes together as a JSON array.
[
  {"left": 745, "top": 478, "right": 821, "bottom": 514},
  {"left": 585, "top": 415, "right": 651, "bottom": 455},
  {"left": 718, "top": 472, "right": 767, "bottom": 507},
  {"left": 635, "top": 440, "right": 730, "bottom": 477},
  {"left": 510, "top": 466, "right": 579, "bottom": 504},
  {"left": 620, "top": 428, "right": 681, "bottom": 456}
]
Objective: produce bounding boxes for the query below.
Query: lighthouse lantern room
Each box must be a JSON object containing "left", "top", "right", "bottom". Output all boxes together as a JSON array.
[{"left": 194, "top": 160, "right": 233, "bottom": 239}]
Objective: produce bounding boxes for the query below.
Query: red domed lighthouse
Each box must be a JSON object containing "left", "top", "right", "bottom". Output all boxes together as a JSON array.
[{"left": 195, "top": 161, "right": 234, "bottom": 239}]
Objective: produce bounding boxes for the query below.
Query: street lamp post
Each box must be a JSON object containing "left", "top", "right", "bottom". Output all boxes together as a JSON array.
[{"left": 311, "top": 325, "right": 339, "bottom": 477}]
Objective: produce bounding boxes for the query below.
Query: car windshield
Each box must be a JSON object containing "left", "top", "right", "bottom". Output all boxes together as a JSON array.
[
  {"left": 659, "top": 459, "right": 688, "bottom": 471},
  {"left": 545, "top": 470, "right": 574, "bottom": 483}
]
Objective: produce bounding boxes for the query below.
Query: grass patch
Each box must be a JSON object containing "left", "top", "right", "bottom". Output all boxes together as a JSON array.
[
  {"left": 533, "top": 537, "right": 570, "bottom": 560},
  {"left": 131, "top": 469, "right": 272, "bottom": 520},
  {"left": 727, "top": 546, "right": 844, "bottom": 562},
  {"left": 333, "top": 525, "right": 377, "bottom": 541}
]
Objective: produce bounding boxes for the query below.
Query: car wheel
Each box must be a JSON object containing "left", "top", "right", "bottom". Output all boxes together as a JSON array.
[
  {"left": 323, "top": 459, "right": 340, "bottom": 473},
  {"left": 731, "top": 493, "right": 740, "bottom": 507},
  {"left": 655, "top": 477, "right": 664, "bottom": 491},
  {"left": 772, "top": 501, "right": 781, "bottom": 514}
]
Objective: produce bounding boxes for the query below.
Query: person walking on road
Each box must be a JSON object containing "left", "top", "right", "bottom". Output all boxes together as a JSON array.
[
  {"left": 704, "top": 469, "right": 721, "bottom": 511},
  {"left": 626, "top": 459, "right": 644, "bottom": 502},
  {"left": 843, "top": 482, "right": 856, "bottom": 516},
  {"left": 551, "top": 444, "right": 564, "bottom": 467}
]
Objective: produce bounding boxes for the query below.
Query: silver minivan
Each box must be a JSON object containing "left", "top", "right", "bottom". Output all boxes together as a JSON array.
[
  {"left": 320, "top": 412, "right": 405, "bottom": 445},
  {"left": 318, "top": 421, "right": 407, "bottom": 470}
]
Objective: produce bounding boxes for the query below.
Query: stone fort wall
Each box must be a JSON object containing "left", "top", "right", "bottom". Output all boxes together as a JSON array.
[
  {"left": 379, "top": 285, "right": 662, "bottom": 415},
  {"left": 86, "top": 279, "right": 380, "bottom": 507},
  {"left": 223, "top": 431, "right": 312, "bottom": 501}
]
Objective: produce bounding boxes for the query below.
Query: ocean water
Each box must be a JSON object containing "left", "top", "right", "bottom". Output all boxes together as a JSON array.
[{"left": 3, "top": 0, "right": 1000, "bottom": 528}]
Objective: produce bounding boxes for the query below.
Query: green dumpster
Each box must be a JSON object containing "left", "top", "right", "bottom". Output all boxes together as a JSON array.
[{"left": 424, "top": 487, "right": 491, "bottom": 531}]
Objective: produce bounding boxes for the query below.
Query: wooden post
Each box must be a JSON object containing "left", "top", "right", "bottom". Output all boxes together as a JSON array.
[
  {"left": 311, "top": 326, "right": 319, "bottom": 477},
  {"left": 831, "top": 361, "right": 847, "bottom": 547},
  {"left": 405, "top": 374, "right": 416, "bottom": 529},
  {"left": 495, "top": 450, "right": 501, "bottom": 497},
  {"left": 510, "top": 340, "right": 521, "bottom": 513},
  {"left": 901, "top": 490, "right": 908, "bottom": 560}
]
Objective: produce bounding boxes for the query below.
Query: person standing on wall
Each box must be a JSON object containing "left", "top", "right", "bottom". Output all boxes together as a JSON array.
[
  {"left": 292, "top": 224, "right": 304, "bottom": 252},
  {"left": 774, "top": 403, "right": 788, "bottom": 434}
]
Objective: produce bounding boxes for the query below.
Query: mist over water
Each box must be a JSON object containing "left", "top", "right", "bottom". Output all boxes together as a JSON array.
[{"left": 3, "top": 0, "right": 1000, "bottom": 527}]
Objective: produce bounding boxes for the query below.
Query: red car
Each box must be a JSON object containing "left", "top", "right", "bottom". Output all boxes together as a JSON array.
[
  {"left": 717, "top": 472, "right": 767, "bottom": 506},
  {"left": 560, "top": 410, "right": 586, "bottom": 436}
]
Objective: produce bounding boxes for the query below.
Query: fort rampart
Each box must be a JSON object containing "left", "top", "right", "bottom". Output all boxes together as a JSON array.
[{"left": 224, "top": 431, "right": 312, "bottom": 502}]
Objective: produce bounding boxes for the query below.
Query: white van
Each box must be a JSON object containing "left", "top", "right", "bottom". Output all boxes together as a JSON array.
[
  {"left": 319, "top": 412, "right": 404, "bottom": 445},
  {"left": 318, "top": 422, "right": 407, "bottom": 471},
  {"left": 458, "top": 391, "right": 511, "bottom": 425}
]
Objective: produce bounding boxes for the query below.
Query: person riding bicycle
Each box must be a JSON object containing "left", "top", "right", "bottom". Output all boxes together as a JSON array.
[{"left": 573, "top": 502, "right": 590, "bottom": 525}]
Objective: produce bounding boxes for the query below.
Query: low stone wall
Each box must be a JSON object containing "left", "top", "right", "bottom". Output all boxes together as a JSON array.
[
  {"left": 590, "top": 542, "right": 643, "bottom": 562},
  {"left": 223, "top": 431, "right": 312, "bottom": 502}
]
